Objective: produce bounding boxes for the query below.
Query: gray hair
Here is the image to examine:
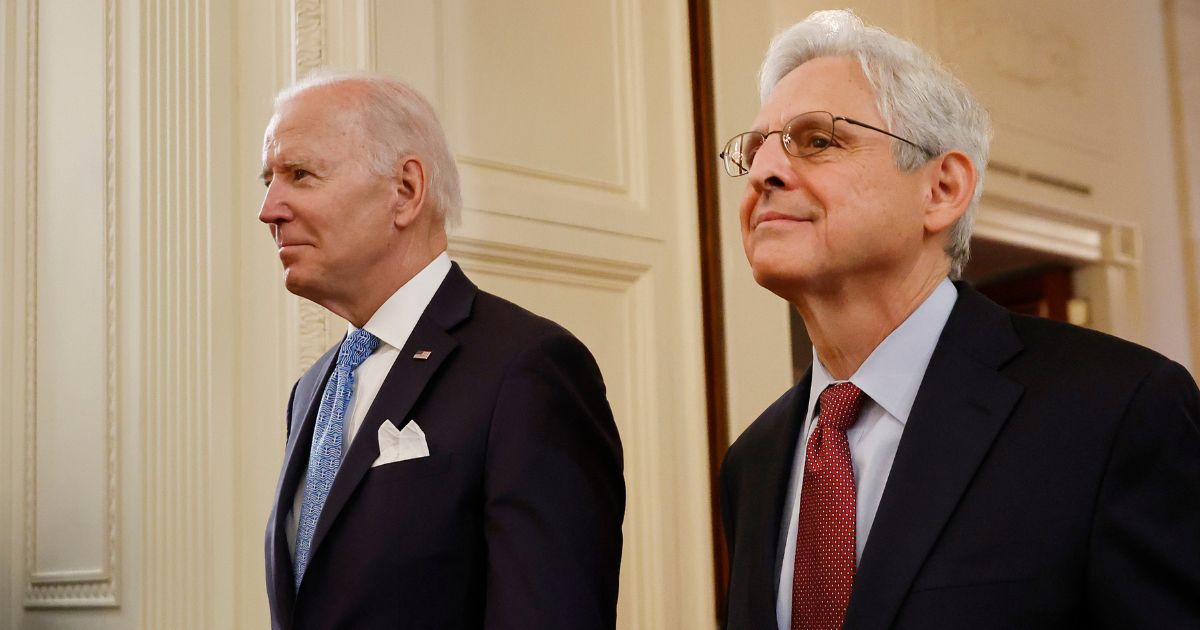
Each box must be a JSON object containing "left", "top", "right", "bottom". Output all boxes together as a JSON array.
[
  {"left": 276, "top": 71, "right": 463, "bottom": 227},
  {"left": 759, "top": 9, "right": 990, "bottom": 279}
]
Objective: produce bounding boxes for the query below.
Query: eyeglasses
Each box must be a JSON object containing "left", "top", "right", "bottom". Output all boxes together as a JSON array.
[{"left": 718, "top": 110, "right": 934, "bottom": 177}]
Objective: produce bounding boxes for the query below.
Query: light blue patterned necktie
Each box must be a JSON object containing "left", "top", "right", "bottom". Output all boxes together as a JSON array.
[{"left": 294, "top": 328, "right": 379, "bottom": 589}]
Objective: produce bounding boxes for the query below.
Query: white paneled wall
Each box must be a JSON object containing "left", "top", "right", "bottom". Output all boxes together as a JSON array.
[
  {"left": 4, "top": 1, "right": 1198, "bottom": 628},
  {"left": 4, "top": 0, "right": 715, "bottom": 628}
]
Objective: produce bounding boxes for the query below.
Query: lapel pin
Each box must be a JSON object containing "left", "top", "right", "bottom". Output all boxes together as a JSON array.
[{"left": 413, "top": 350, "right": 432, "bottom": 360}]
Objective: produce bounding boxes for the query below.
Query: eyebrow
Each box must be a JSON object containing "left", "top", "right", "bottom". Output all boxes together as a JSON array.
[{"left": 260, "top": 157, "right": 316, "bottom": 182}]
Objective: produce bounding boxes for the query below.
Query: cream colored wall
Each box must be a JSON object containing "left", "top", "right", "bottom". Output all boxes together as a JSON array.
[
  {"left": 4, "top": 0, "right": 714, "bottom": 628},
  {"left": 712, "top": 0, "right": 1200, "bottom": 442},
  {"left": 3, "top": 0, "right": 245, "bottom": 627},
  {"left": 4, "top": 1, "right": 1199, "bottom": 629}
]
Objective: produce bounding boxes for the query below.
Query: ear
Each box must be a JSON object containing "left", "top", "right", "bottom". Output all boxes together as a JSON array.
[
  {"left": 922, "top": 149, "right": 975, "bottom": 235},
  {"left": 391, "top": 157, "right": 428, "bottom": 229}
]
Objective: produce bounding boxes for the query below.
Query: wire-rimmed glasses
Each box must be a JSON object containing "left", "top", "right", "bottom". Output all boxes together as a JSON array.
[{"left": 718, "top": 110, "right": 933, "bottom": 177}]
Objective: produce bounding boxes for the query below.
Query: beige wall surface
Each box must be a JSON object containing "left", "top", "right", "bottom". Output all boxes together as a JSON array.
[
  {"left": 2, "top": 1, "right": 1198, "bottom": 629},
  {"left": 5, "top": 0, "right": 713, "bottom": 628},
  {"left": 713, "top": 0, "right": 1200, "bottom": 441}
]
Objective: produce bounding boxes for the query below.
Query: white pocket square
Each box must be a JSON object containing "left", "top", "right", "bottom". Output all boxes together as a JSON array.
[{"left": 371, "top": 419, "right": 430, "bottom": 467}]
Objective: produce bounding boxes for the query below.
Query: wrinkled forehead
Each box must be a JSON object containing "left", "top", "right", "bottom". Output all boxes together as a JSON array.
[
  {"left": 261, "top": 92, "right": 363, "bottom": 161},
  {"left": 753, "top": 56, "right": 882, "bottom": 130}
]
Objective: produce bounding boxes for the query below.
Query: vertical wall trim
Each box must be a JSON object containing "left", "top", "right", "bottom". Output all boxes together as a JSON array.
[
  {"left": 20, "top": 0, "right": 40, "bottom": 607},
  {"left": 103, "top": 0, "right": 122, "bottom": 609},
  {"left": 686, "top": 0, "right": 730, "bottom": 619},
  {"left": 2, "top": 0, "right": 16, "bottom": 620},
  {"left": 139, "top": 0, "right": 213, "bottom": 626},
  {"left": 1162, "top": 0, "right": 1200, "bottom": 374}
]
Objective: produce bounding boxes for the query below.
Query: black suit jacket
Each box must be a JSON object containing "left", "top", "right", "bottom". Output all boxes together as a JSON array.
[
  {"left": 721, "top": 283, "right": 1200, "bottom": 629},
  {"left": 265, "top": 263, "right": 624, "bottom": 629}
]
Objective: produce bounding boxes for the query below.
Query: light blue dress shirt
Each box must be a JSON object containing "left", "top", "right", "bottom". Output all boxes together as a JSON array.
[{"left": 776, "top": 278, "right": 958, "bottom": 630}]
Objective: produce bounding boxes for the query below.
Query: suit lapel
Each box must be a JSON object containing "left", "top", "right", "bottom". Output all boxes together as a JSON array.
[
  {"left": 737, "top": 371, "right": 812, "bottom": 626},
  {"left": 845, "top": 284, "right": 1024, "bottom": 629},
  {"left": 305, "top": 263, "right": 477, "bottom": 570},
  {"left": 269, "top": 341, "right": 339, "bottom": 620},
  {"left": 770, "top": 375, "right": 813, "bottom": 598}
]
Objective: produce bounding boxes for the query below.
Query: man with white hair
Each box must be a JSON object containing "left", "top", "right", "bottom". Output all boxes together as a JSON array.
[
  {"left": 719, "top": 10, "right": 1200, "bottom": 629},
  {"left": 259, "top": 72, "right": 624, "bottom": 629}
]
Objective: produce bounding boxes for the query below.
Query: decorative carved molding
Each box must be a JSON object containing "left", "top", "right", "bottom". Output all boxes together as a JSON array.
[
  {"left": 976, "top": 189, "right": 1140, "bottom": 267},
  {"left": 975, "top": 188, "right": 1143, "bottom": 340},
  {"left": 291, "top": 0, "right": 333, "bottom": 371},
  {"left": 294, "top": 0, "right": 326, "bottom": 76},
  {"left": 22, "top": 0, "right": 121, "bottom": 608},
  {"left": 297, "top": 298, "right": 333, "bottom": 369},
  {"left": 25, "top": 573, "right": 116, "bottom": 609},
  {"left": 102, "top": 0, "right": 121, "bottom": 605},
  {"left": 21, "top": 0, "right": 42, "bottom": 609}
]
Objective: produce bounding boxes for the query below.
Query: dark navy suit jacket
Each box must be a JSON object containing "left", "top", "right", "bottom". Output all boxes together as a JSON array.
[
  {"left": 721, "top": 283, "right": 1200, "bottom": 629},
  {"left": 265, "top": 263, "right": 624, "bottom": 629}
]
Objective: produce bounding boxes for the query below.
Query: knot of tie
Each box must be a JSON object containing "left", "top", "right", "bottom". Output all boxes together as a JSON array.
[
  {"left": 337, "top": 329, "right": 379, "bottom": 371},
  {"left": 817, "top": 382, "right": 865, "bottom": 433}
]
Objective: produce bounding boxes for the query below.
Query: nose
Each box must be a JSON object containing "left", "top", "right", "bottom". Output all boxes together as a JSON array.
[
  {"left": 747, "top": 132, "right": 799, "bottom": 193},
  {"left": 258, "top": 179, "right": 292, "bottom": 226}
]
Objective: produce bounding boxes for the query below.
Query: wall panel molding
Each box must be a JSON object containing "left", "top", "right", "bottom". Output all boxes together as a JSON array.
[
  {"left": 448, "top": 237, "right": 668, "bottom": 627},
  {"left": 443, "top": 0, "right": 634, "bottom": 194},
  {"left": 449, "top": 236, "right": 647, "bottom": 288},
  {"left": 22, "top": 0, "right": 121, "bottom": 609}
]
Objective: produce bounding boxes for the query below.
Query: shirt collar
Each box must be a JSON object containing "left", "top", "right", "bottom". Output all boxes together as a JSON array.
[
  {"left": 807, "top": 278, "right": 958, "bottom": 425},
  {"left": 349, "top": 251, "right": 452, "bottom": 351}
]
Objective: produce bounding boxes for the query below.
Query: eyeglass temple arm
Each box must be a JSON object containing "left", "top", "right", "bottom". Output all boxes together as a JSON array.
[{"left": 837, "top": 116, "right": 934, "bottom": 154}]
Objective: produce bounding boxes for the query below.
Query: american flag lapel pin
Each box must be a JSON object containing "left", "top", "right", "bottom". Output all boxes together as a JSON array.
[{"left": 413, "top": 350, "right": 432, "bottom": 360}]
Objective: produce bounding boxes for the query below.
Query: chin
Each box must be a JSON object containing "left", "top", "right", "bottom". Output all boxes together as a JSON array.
[
  {"left": 750, "top": 257, "right": 823, "bottom": 300},
  {"left": 749, "top": 244, "right": 806, "bottom": 279},
  {"left": 752, "top": 268, "right": 800, "bottom": 299},
  {"left": 282, "top": 269, "right": 319, "bottom": 300}
]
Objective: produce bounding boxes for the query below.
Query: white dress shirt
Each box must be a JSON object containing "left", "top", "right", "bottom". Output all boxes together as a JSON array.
[
  {"left": 776, "top": 279, "right": 958, "bottom": 630},
  {"left": 287, "top": 252, "right": 452, "bottom": 555}
]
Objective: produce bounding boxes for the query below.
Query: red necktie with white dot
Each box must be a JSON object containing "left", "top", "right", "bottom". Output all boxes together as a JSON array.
[{"left": 792, "top": 382, "right": 866, "bottom": 630}]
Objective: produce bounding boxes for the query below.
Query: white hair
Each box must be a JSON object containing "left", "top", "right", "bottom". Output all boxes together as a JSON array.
[
  {"left": 759, "top": 9, "right": 991, "bottom": 279},
  {"left": 275, "top": 70, "right": 463, "bottom": 227}
]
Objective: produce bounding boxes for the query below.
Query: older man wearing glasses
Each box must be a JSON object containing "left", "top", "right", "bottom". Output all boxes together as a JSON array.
[{"left": 719, "top": 10, "right": 1200, "bottom": 630}]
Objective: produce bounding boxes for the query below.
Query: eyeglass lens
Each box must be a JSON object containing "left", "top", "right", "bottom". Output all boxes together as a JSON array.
[{"left": 722, "top": 112, "right": 837, "bottom": 176}]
